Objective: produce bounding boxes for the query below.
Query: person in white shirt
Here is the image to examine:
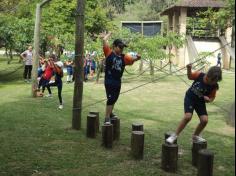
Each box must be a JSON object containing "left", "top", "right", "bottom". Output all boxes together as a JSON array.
[{"left": 20, "top": 46, "right": 33, "bottom": 82}]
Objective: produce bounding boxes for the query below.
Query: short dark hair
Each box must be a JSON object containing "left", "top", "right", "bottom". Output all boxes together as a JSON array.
[
  {"left": 49, "top": 54, "right": 56, "bottom": 61},
  {"left": 112, "top": 39, "right": 128, "bottom": 48},
  {"left": 207, "top": 66, "right": 222, "bottom": 82}
]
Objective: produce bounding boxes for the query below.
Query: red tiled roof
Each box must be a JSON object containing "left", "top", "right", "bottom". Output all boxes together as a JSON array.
[{"left": 161, "top": 0, "right": 225, "bottom": 15}]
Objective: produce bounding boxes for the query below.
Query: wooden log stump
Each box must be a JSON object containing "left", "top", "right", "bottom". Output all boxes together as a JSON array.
[
  {"left": 111, "top": 117, "right": 120, "bottom": 141},
  {"left": 86, "top": 114, "right": 97, "bottom": 138},
  {"left": 161, "top": 143, "right": 178, "bottom": 173},
  {"left": 132, "top": 123, "right": 143, "bottom": 131},
  {"left": 197, "top": 149, "right": 214, "bottom": 176},
  {"left": 89, "top": 111, "right": 99, "bottom": 133},
  {"left": 131, "top": 131, "right": 144, "bottom": 159},
  {"left": 102, "top": 124, "right": 113, "bottom": 148},
  {"left": 164, "top": 131, "right": 177, "bottom": 144},
  {"left": 192, "top": 141, "right": 207, "bottom": 167}
]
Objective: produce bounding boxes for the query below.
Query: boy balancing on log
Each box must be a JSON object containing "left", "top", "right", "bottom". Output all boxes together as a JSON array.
[
  {"left": 166, "top": 64, "right": 222, "bottom": 144},
  {"left": 99, "top": 31, "right": 141, "bottom": 124}
]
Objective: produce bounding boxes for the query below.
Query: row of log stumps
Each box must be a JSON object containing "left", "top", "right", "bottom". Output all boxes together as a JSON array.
[
  {"left": 86, "top": 114, "right": 214, "bottom": 175},
  {"left": 161, "top": 131, "right": 214, "bottom": 175}
]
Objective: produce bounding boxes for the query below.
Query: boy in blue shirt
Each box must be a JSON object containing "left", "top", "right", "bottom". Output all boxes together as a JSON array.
[
  {"left": 166, "top": 64, "right": 222, "bottom": 144},
  {"left": 100, "top": 32, "right": 141, "bottom": 124}
]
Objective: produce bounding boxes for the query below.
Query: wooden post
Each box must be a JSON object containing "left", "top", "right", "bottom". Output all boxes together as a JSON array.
[
  {"left": 102, "top": 124, "right": 113, "bottom": 148},
  {"left": 31, "top": 4, "right": 41, "bottom": 98},
  {"left": 89, "top": 111, "right": 99, "bottom": 133},
  {"left": 161, "top": 143, "right": 178, "bottom": 173},
  {"left": 132, "top": 123, "right": 143, "bottom": 131},
  {"left": 165, "top": 131, "right": 177, "bottom": 144},
  {"left": 197, "top": 149, "right": 214, "bottom": 176},
  {"left": 86, "top": 114, "right": 97, "bottom": 138},
  {"left": 192, "top": 141, "right": 207, "bottom": 167},
  {"left": 131, "top": 131, "right": 144, "bottom": 159},
  {"left": 72, "top": 0, "right": 85, "bottom": 130},
  {"left": 111, "top": 117, "right": 120, "bottom": 141}
]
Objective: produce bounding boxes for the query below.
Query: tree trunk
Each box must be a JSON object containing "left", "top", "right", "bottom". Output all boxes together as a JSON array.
[
  {"left": 7, "top": 48, "right": 13, "bottom": 64},
  {"left": 31, "top": 4, "right": 41, "bottom": 98},
  {"left": 139, "top": 60, "right": 143, "bottom": 73},
  {"left": 72, "top": 0, "right": 85, "bottom": 130},
  {"left": 150, "top": 60, "right": 154, "bottom": 76}
]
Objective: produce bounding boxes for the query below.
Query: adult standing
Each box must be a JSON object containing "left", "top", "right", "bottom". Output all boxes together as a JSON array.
[
  {"left": 20, "top": 46, "right": 33, "bottom": 82},
  {"left": 216, "top": 53, "right": 222, "bottom": 67}
]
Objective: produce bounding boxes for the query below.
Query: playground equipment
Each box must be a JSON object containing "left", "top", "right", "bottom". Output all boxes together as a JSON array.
[{"left": 85, "top": 111, "right": 216, "bottom": 174}]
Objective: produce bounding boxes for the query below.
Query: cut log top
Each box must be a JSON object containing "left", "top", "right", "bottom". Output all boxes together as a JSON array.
[
  {"left": 89, "top": 111, "right": 99, "bottom": 115},
  {"left": 132, "top": 131, "right": 144, "bottom": 135},
  {"left": 193, "top": 141, "right": 207, "bottom": 145},
  {"left": 163, "top": 143, "right": 178, "bottom": 148},
  {"left": 199, "top": 149, "right": 214, "bottom": 156},
  {"left": 102, "top": 124, "right": 113, "bottom": 127},
  {"left": 87, "top": 114, "right": 97, "bottom": 118},
  {"left": 132, "top": 122, "right": 143, "bottom": 126}
]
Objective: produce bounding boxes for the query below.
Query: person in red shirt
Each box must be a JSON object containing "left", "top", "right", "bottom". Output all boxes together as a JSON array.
[
  {"left": 37, "top": 55, "right": 55, "bottom": 96},
  {"left": 99, "top": 31, "right": 141, "bottom": 124},
  {"left": 166, "top": 64, "right": 222, "bottom": 144}
]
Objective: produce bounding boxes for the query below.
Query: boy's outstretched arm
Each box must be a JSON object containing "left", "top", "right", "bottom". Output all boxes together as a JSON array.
[
  {"left": 99, "top": 31, "right": 112, "bottom": 58},
  {"left": 99, "top": 31, "right": 112, "bottom": 46}
]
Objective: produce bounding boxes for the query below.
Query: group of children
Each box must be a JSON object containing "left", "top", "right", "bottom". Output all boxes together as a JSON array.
[
  {"left": 84, "top": 53, "right": 97, "bottom": 81},
  {"left": 21, "top": 33, "right": 223, "bottom": 145}
]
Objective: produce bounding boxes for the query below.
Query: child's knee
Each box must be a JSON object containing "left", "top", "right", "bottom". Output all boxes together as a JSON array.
[
  {"left": 184, "top": 113, "right": 192, "bottom": 122},
  {"left": 200, "top": 116, "right": 208, "bottom": 125}
]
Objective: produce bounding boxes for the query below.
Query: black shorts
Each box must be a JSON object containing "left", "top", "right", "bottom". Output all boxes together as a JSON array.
[
  {"left": 105, "top": 84, "right": 121, "bottom": 105},
  {"left": 184, "top": 95, "right": 208, "bottom": 116}
]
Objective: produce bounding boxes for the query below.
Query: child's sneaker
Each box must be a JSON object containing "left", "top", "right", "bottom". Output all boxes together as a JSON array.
[
  {"left": 58, "top": 104, "right": 63, "bottom": 109},
  {"left": 45, "top": 94, "right": 52, "bottom": 98},
  {"left": 104, "top": 117, "right": 111, "bottom": 125},
  {"left": 166, "top": 133, "right": 178, "bottom": 144},
  {"left": 192, "top": 135, "right": 206, "bottom": 143}
]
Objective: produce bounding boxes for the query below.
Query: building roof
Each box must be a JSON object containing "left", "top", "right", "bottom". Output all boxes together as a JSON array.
[{"left": 160, "top": 0, "right": 225, "bottom": 16}]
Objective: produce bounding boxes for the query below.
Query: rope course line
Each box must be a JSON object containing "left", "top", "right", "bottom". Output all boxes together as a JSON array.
[{"left": 72, "top": 41, "right": 232, "bottom": 111}]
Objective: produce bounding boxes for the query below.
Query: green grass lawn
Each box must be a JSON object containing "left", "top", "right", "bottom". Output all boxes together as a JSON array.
[{"left": 0, "top": 56, "right": 235, "bottom": 176}]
